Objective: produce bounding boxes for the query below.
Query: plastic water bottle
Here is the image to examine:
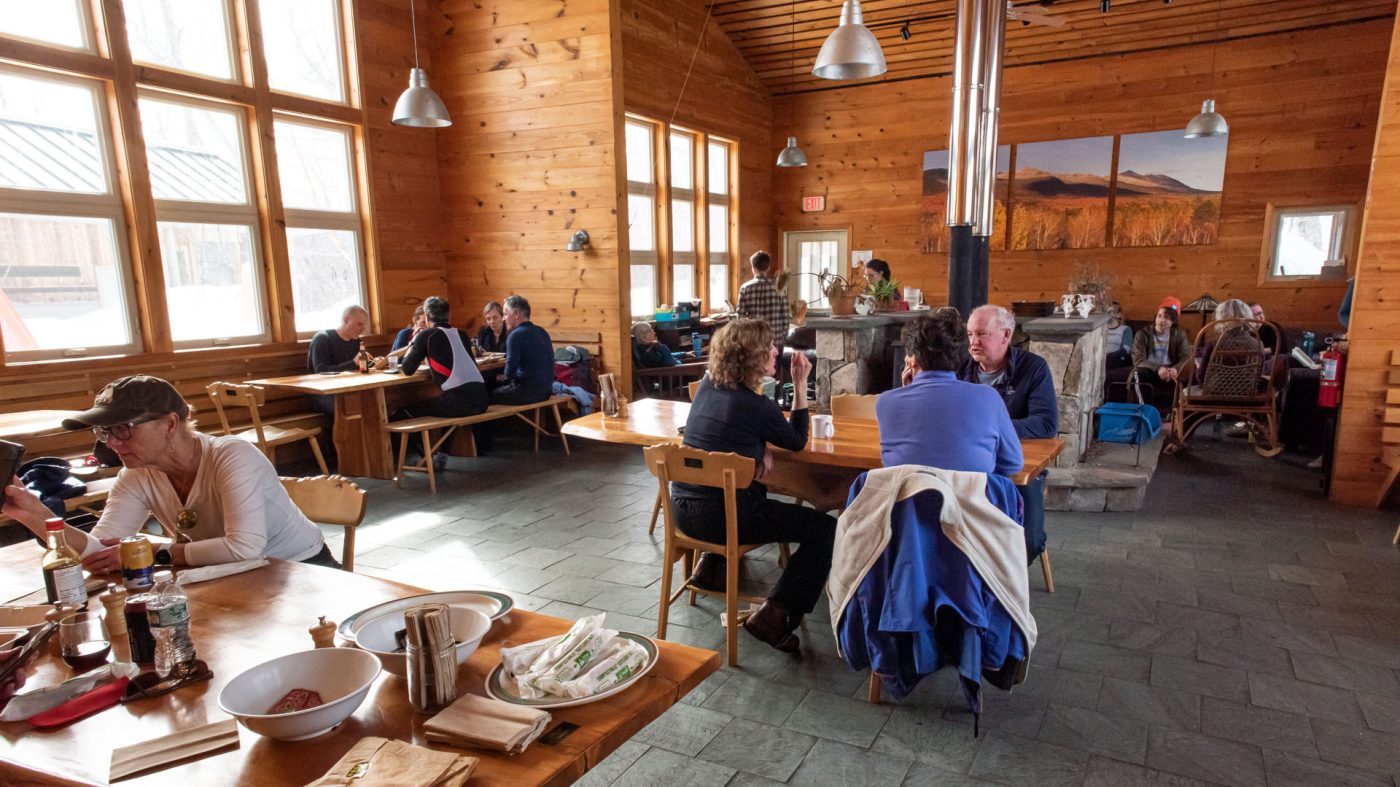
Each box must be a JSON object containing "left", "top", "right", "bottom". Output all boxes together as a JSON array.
[
  {"left": 691, "top": 332, "right": 702, "bottom": 355},
  {"left": 147, "top": 570, "right": 197, "bottom": 678}
]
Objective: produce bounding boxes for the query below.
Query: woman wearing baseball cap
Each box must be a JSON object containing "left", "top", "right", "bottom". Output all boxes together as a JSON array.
[{"left": 1, "top": 375, "right": 335, "bottom": 570}]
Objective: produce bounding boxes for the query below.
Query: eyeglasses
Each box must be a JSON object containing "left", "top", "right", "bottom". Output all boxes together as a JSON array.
[{"left": 92, "top": 415, "right": 160, "bottom": 442}]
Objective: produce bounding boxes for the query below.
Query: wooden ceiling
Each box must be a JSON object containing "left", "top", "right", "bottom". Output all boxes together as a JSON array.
[{"left": 708, "top": 0, "right": 1397, "bottom": 94}]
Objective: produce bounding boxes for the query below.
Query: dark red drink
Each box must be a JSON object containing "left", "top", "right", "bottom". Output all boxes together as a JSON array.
[
  {"left": 125, "top": 593, "right": 157, "bottom": 663},
  {"left": 61, "top": 641, "right": 111, "bottom": 673}
]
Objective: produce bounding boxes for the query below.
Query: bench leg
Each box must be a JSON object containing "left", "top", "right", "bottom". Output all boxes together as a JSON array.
[
  {"left": 307, "top": 436, "right": 329, "bottom": 475},
  {"left": 422, "top": 430, "right": 436, "bottom": 495},
  {"left": 533, "top": 410, "right": 542, "bottom": 454},
  {"left": 554, "top": 404, "right": 570, "bottom": 456},
  {"left": 395, "top": 431, "right": 410, "bottom": 489}
]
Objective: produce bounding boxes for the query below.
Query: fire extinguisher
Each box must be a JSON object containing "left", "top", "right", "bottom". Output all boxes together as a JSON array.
[{"left": 1318, "top": 340, "right": 1346, "bottom": 408}]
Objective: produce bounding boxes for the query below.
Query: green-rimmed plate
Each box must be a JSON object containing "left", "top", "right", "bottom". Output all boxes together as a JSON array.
[
  {"left": 337, "top": 590, "right": 513, "bottom": 643},
  {"left": 484, "top": 632, "right": 659, "bottom": 709}
]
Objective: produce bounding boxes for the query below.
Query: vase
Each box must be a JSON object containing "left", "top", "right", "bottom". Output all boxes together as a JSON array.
[
  {"left": 1075, "top": 294, "right": 1095, "bottom": 318},
  {"left": 1060, "top": 293, "right": 1077, "bottom": 317}
]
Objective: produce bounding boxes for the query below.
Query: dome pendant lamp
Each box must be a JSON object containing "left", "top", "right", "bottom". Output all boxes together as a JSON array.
[
  {"left": 812, "top": 0, "right": 887, "bottom": 81},
  {"left": 777, "top": 2, "right": 807, "bottom": 167},
  {"left": 392, "top": 0, "right": 451, "bottom": 128},
  {"left": 1184, "top": 0, "right": 1227, "bottom": 138}
]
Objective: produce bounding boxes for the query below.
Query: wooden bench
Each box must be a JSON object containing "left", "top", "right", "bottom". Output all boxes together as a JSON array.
[{"left": 386, "top": 395, "right": 574, "bottom": 493}]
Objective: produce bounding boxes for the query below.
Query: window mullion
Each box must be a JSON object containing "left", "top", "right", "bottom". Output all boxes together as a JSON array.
[
  {"left": 654, "top": 122, "right": 672, "bottom": 308},
  {"left": 100, "top": 0, "right": 171, "bottom": 354}
]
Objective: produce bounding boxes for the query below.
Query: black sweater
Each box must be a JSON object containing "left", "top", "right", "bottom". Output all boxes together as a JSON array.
[{"left": 674, "top": 379, "right": 809, "bottom": 503}]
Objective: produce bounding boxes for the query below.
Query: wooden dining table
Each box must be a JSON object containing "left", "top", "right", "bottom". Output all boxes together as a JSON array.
[
  {"left": 250, "top": 356, "right": 505, "bottom": 479},
  {"left": 562, "top": 398, "right": 1064, "bottom": 509},
  {"left": 0, "top": 553, "right": 718, "bottom": 786}
]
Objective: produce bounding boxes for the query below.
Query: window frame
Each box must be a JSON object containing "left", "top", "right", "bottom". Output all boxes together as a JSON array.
[
  {"left": 0, "top": 64, "right": 141, "bottom": 361},
  {"left": 0, "top": 0, "right": 372, "bottom": 365},
  {"left": 625, "top": 116, "right": 660, "bottom": 320},
  {"left": 624, "top": 114, "right": 738, "bottom": 320},
  {"left": 1258, "top": 202, "right": 1357, "bottom": 286},
  {"left": 123, "top": 0, "right": 242, "bottom": 85},
  {"left": 274, "top": 114, "right": 365, "bottom": 338},
  {"left": 0, "top": 0, "right": 95, "bottom": 53}
]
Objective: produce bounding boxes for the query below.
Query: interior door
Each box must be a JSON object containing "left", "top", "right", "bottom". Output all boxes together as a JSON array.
[{"left": 783, "top": 230, "right": 849, "bottom": 309}]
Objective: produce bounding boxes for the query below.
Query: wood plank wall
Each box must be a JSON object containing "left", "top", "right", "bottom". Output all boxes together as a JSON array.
[
  {"left": 619, "top": 0, "right": 773, "bottom": 299},
  {"left": 428, "top": 0, "right": 629, "bottom": 380},
  {"left": 769, "top": 21, "right": 1390, "bottom": 327},
  {"left": 1332, "top": 5, "right": 1400, "bottom": 507},
  {"left": 0, "top": 0, "right": 446, "bottom": 428}
]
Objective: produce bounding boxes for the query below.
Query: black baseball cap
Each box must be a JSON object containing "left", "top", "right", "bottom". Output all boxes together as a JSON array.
[{"left": 62, "top": 375, "right": 190, "bottom": 430}]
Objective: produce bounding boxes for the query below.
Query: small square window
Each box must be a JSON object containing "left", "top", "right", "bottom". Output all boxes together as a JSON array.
[{"left": 1263, "top": 205, "right": 1353, "bottom": 280}]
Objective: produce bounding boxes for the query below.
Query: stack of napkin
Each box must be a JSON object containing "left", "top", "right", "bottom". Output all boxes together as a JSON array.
[
  {"left": 424, "top": 694, "right": 551, "bottom": 755},
  {"left": 307, "top": 737, "right": 477, "bottom": 787}
]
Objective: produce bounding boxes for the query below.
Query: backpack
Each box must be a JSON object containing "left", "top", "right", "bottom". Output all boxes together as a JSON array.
[{"left": 553, "top": 345, "right": 595, "bottom": 392}]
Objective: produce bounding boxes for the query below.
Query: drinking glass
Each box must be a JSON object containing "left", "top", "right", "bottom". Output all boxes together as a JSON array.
[{"left": 59, "top": 611, "right": 111, "bottom": 674}]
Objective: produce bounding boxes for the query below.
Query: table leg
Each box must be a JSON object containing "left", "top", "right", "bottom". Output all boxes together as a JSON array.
[{"left": 332, "top": 389, "right": 394, "bottom": 479}]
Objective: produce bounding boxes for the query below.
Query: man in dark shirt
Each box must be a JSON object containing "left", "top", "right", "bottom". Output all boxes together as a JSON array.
[
  {"left": 490, "top": 295, "right": 554, "bottom": 405},
  {"left": 957, "top": 304, "right": 1059, "bottom": 564},
  {"left": 306, "top": 305, "right": 371, "bottom": 415}
]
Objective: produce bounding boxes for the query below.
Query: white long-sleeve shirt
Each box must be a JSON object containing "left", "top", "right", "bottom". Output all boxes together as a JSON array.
[{"left": 86, "top": 432, "right": 325, "bottom": 566}]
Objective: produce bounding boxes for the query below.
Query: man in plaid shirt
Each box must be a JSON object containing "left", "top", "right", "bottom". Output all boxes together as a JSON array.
[{"left": 737, "top": 250, "right": 788, "bottom": 346}]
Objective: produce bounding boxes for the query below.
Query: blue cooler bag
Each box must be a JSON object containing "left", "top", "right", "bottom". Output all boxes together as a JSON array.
[{"left": 1095, "top": 402, "right": 1161, "bottom": 445}]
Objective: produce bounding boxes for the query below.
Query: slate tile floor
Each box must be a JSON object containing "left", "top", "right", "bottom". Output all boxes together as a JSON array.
[{"left": 322, "top": 429, "right": 1400, "bottom": 787}]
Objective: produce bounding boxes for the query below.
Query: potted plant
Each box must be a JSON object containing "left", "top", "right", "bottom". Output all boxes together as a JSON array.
[
  {"left": 867, "top": 278, "right": 900, "bottom": 311},
  {"left": 1067, "top": 260, "right": 1116, "bottom": 314},
  {"left": 774, "top": 270, "right": 864, "bottom": 320}
]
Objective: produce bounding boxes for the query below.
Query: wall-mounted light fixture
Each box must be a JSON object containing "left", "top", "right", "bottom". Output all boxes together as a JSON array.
[{"left": 566, "top": 230, "right": 590, "bottom": 252}]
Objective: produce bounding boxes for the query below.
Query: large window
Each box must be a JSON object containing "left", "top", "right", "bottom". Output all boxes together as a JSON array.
[
  {"left": 623, "top": 115, "right": 737, "bottom": 319},
  {"left": 0, "top": 67, "right": 137, "bottom": 359},
  {"left": 0, "top": 0, "right": 366, "bottom": 361},
  {"left": 1261, "top": 204, "right": 1355, "bottom": 282}
]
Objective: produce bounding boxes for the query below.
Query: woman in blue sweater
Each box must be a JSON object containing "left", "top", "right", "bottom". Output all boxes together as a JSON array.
[{"left": 673, "top": 319, "right": 835, "bottom": 653}]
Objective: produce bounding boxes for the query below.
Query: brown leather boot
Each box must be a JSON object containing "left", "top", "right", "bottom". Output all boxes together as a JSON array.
[
  {"left": 687, "top": 553, "right": 726, "bottom": 593},
  {"left": 743, "top": 600, "right": 800, "bottom": 653}
]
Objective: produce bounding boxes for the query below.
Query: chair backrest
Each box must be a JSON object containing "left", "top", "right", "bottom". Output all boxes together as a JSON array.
[
  {"left": 205, "top": 382, "right": 267, "bottom": 442},
  {"left": 643, "top": 443, "right": 753, "bottom": 550},
  {"left": 687, "top": 380, "right": 702, "bottom": 401},
  {"left": 280, "top": 475, "right": 367, "bottom": 571},
  {"left": 831, "top": 393, "right": 878, "bottom": 420},
  {"left": 1191, "top": 319, "right": 1275, "bottom": 401}
]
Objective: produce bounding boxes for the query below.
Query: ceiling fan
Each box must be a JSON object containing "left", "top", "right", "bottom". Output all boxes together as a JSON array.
[{"left": 1006, "top": 0, "right": 1068, "bottom": 28}]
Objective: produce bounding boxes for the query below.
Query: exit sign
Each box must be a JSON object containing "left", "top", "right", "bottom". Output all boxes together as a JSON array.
[{"left": 802, "top": 195, "right": 826, "bottom": 213}]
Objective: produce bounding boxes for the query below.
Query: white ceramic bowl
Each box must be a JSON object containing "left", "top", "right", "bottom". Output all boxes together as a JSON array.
[
  {"left": 217, "top": 648, "right": 380, "bottom": 741},
  {"left": 353, "top": 606, "right": 491, "bottom": 679}
]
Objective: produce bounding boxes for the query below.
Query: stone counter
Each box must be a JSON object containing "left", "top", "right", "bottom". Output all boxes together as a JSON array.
[{"left": 807, "top": 310, "right": 934, "bottom": 408}]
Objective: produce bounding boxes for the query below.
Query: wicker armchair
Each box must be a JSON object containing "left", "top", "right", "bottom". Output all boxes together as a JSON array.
[{"left": 1170, "top": 318, "right": 1283, "bottom": 457}]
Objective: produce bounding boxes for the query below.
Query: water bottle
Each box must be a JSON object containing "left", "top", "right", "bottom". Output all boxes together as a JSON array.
[
  {"left": 691, "top": 332, "right": 702, "bottom": 355},
  {"left": 146, "top": 570, "right": 197, "bottom": 678},
  {"left": 1301, "top": 331, "right": 1316, "bottom": 356}
]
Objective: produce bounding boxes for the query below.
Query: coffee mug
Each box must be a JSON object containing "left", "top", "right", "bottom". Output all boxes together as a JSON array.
[{"left": 811, "top": 414, "right": 835, "bottom": 439}]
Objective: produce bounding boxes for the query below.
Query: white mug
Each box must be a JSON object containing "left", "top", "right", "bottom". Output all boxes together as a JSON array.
[{"left": 811, "top": 414, "right": 835, "bottom": 439}]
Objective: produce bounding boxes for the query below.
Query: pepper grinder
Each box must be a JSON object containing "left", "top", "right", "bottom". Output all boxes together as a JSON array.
[
  {"left": 98, "top": 583, "right": 132, "bottom": 663},
  {"left": 309, "top": 616, "right": 337, "bottom": 649}
]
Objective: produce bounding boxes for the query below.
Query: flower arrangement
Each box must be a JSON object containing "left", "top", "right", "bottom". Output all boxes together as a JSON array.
[{"left": 1067, "top": 260, "right": 1115, "bottom": 313}]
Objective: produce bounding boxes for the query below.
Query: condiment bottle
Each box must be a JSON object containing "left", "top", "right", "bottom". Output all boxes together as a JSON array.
[
  {"left": 99, "top": 583, "right": 132, "bottom": 663},
  {"left": 309, "top": 616, "right": 336, "bottom": 649},
  {"left": 42, "top": 518, "right": 86, "bottom": 608}
]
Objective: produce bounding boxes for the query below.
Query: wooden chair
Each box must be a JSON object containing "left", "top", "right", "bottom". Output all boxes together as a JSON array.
[
  {"left": 831, "top": 393, "right": 878, "bottom": 420},
  {"left": 280, "top": 475, "right": 366, "bottom": 571},
  {"left": 647, "top": 377, "right": 705, "bottom": 535},
  {"left": 206, "top": 382, "right": 329, "bottom": 474},
  {"left": 646, "top": 443, "right": 773, "bottom": 666},
  {"left": 1170, "top": 319, "right": 1283, "bottom": 457}
]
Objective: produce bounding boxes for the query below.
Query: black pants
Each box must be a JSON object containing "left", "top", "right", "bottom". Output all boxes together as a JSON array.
[
  {"left": 1017, "top": 472, "right": 1047, "bottom": 565},
  {"left": 391, "top": 383, "right": 489, "bottom": 457},
  {"left": 302, "top": 543, "right": 342, "bottom": 569},
  {"left": 490, "top": 381, "right": 552, "bottom": 406},
  {"left": 672, "top": 493, "right": 836, "bottom": 616}
]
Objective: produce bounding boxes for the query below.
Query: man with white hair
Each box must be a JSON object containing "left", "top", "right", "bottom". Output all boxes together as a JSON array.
[
  {"left": 307, "top": 304, "right": 373, "bottom": 414},
  {"left": 958, "top": 304, "right": 1058, "bottom": 563}
]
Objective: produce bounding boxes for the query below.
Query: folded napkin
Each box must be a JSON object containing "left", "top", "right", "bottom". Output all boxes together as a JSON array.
[
  {"left": 28, "top": 677, "right": 129, "bottom": 728},
  {"left": 307, "top": 737, "right": 477, "bottom": 787},
  {"left": 423, "top": 693, "right": 551, "bottom": 755},
  {"left": 109, "top": 718, "right": 239, "bottom": 782},
  {"left": 175, "top": 559, "right": 268, "bottom": 585},
  {"left": 0, "top": 661, "right": 139, "bottom": 722}
]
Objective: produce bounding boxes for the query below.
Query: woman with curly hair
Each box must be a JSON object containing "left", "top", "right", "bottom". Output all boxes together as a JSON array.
[{"left": 671, "top": 318, "right": 835, "bottom": 653}]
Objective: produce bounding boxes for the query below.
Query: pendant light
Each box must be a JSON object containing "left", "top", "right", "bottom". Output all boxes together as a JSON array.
[
  {"left": 777, "top": 3, "right": 807, "bottom": 167},
  {"left": 392, "top": 0, "right": 451, "bottom": 128},
  {"left": 1184, "top": 0, "right": 1226, "bottom": 138},
  {"left": 812, "top": 0, "right": 886, "bottom": 81}
]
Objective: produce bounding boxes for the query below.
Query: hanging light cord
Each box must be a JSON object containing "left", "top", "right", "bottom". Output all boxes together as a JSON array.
[
  {"left": 410, "top": 0, "right": 422, "bottom": 69},
  {"left": 1207, "top": 0, "right": 1222, "bottom": 94},
  {"left": 632, "top": 2, "right": 717, "bottom": 212}
]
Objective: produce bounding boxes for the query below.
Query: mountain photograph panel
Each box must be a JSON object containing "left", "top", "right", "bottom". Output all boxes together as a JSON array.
[
  {"left": 1008, "top": 136, "right": 1114, "bottom": 250},
  {"left": 1113, "top": 129, "right": 1227, "bottom": 247},
  {"left": 919, "top": 146, "right": 1009, "bottom": 253}
]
